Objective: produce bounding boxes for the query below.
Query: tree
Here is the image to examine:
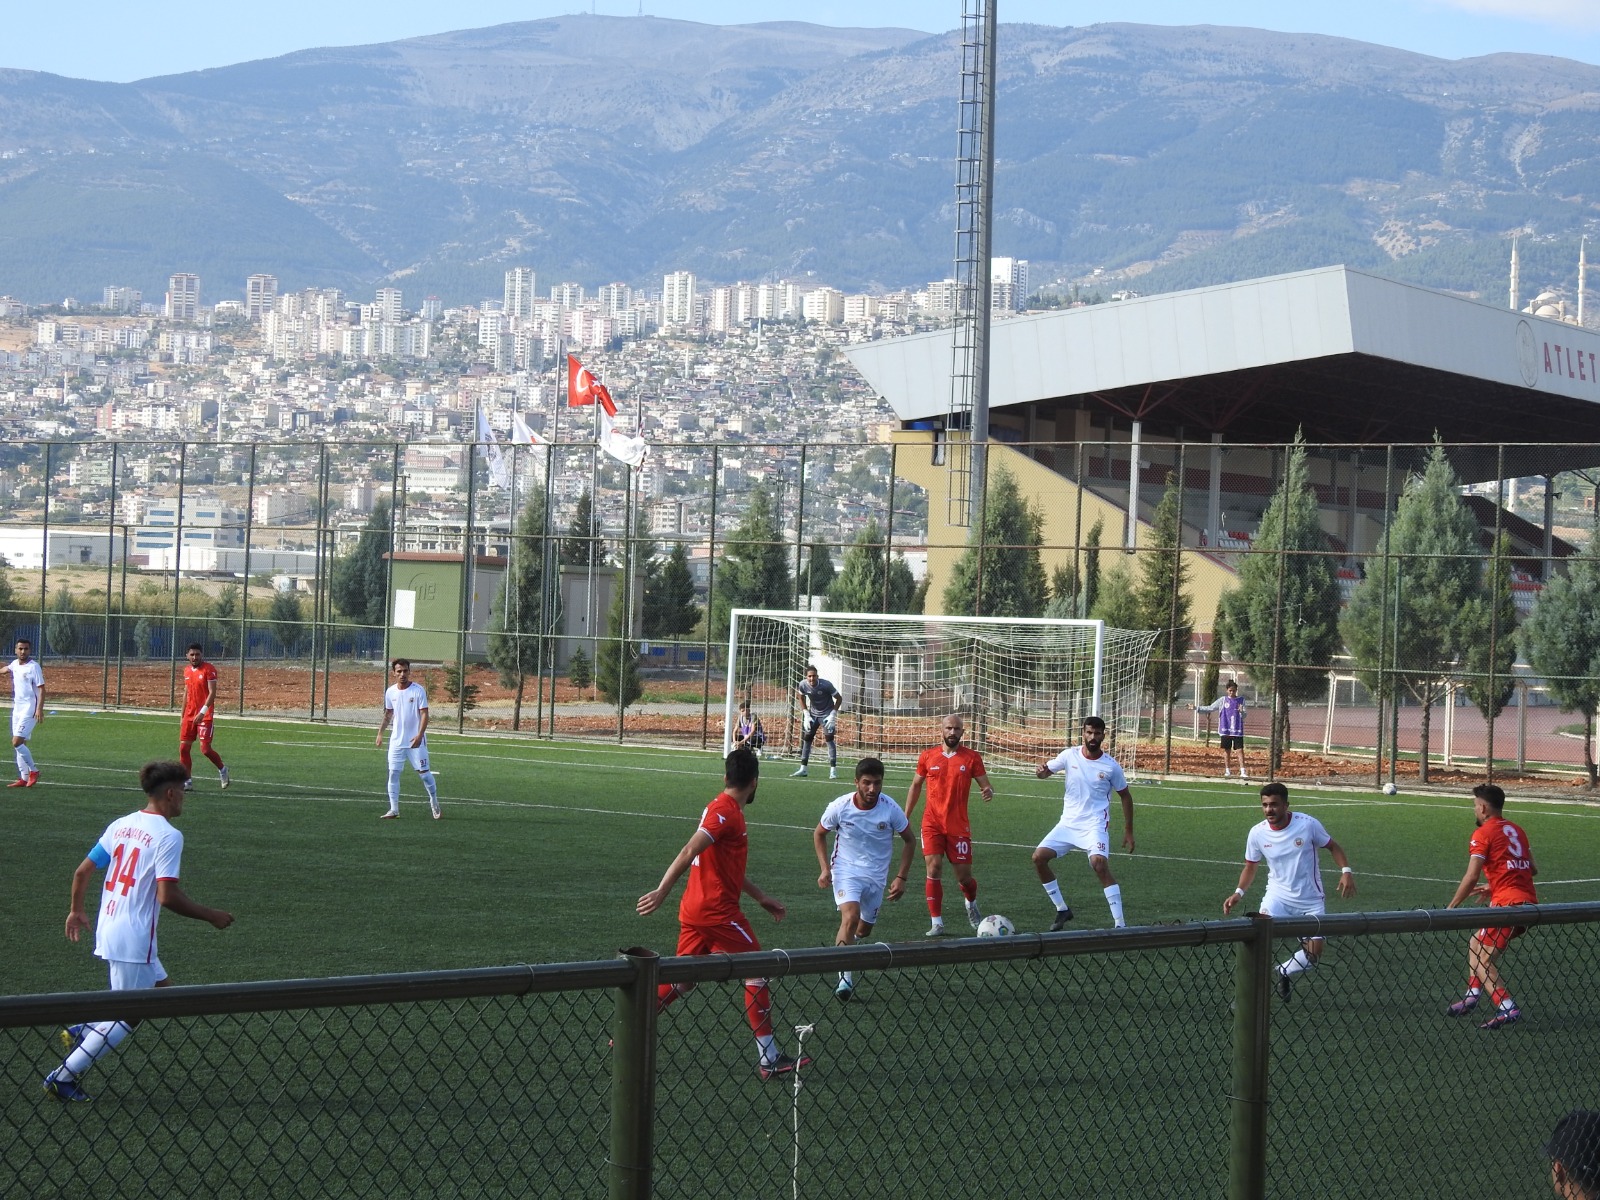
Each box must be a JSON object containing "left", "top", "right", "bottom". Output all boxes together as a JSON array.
[
  {"left": 643, "top": 542, "right": 699, "bottom": 639},
  {"left": 45, "top": 585, "right": 78, "bottom": 657},
  {"left": 0, "top": 554, "right": 16, "bottom": 615},
  {"left": 1521, "top": 539, "right": 1600, "bottom": 786},
  {"left": 487, "top": 488, "right": 558, "bottom": 729},
  {"left": 942, "top": 464, "right": 1049, "bottom": 618},
  {"left": 567, "top": 646, "right": 593, "bottom": 694},
  {"left": 560, "top": 489, "right": 605, "bottom": 567},
  {"left": 441, "top": 661, "right": 480, "bottom": 712},
  {"left": 1082, "top": 517, "right": 1104, "bottom": 619},
  {"left": 268, "top": 588, "right": 310, "bottom": 657},
  {"left": 825, "top": 521, "right": 918, "bottom": 615},
  {"left": 596, "top": 584, "right": 643, "bottom": 711},
  {"left": 1199, "top": 598, "right": 1226, "bottom": 744},
  {"left": 1462, "top": 532, "right": 1518, "bottom": 723},
  {"left": 211, "top": 584, "right": 242, "bottom": 658},
  {"left": 330, "top": 498, "right": 392, "bottom": 627},
  {"left": 800, "top": 541, "right": 836, "bottom": 599},
  {"left": 711, "top": 487, "right": 792, "bottom": 638},
  {"left": 1135, "top": 473, "right": 1194, "bottom": 722},
  {"left": 1044, "top": 563, "right": 1080, "bottom": 619},
  {"left": 1342, "top": 441, "right": 1483, "bottom": 783},
  {"left": 1218, "top": 435, "right": 1341, "bottom": 764},
  {"left": 133, "top": 614, "right": 156, "bottom": 660},
  {"left": 1090, "top": 560, "right": 1144, "bottom": 631}
]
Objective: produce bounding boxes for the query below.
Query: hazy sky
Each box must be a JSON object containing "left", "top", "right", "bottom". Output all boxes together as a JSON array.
[{"left": 6, "top": 0, "right": 1599, "bottom": 82}]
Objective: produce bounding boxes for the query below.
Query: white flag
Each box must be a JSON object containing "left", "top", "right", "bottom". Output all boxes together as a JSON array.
[
  {"left": 509, "top": 412, "right": 546, "bottom": 445},
  {"left": 599, "top": 408, "right": 648, "bottom": 468},
  {"left": 476, "top": 406, "right": 510, "bottom": 489}
]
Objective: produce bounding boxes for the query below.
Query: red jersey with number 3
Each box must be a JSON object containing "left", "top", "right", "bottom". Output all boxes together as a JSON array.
[
  {"left": 183, "top": 662, "right": 218, "bottom": 721},
  {"left": 914, "top": 745, "right": 985, "bottom": 837},
  {"left": 1470, "top": 816, "right": 1537, "bottom": 906},
  {"left": 678, "top": 792, "right": 748, "bottom": 927}
]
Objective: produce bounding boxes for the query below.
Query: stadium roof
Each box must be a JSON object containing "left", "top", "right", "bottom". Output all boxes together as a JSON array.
[{"left": 846, "top": 265, "right": 1600, "bottom": 479}]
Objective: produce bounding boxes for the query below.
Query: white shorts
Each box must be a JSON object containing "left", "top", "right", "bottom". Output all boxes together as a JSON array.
[
  {"left": 387, "top": 743, "right": 431, "bottom": 773},
  {"left": 1037, "top": 814, "right": 1111, "bottom": 861},
  {"left": 1260, "top": 893, "right": 1326, "bottom": 921},
  {"left": 12, "top": 710, "right": 35, "bottom": 740},
  {"left": 802, "top": 711, "right": 837, "bottom": 738},
  {"left": 107, "top": 959, "right": 166, "bottom": 991},
  {"left": 833, "top": 874, "right": 886, "bottom": 926}
]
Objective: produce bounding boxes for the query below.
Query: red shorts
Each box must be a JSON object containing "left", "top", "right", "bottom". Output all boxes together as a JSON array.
[
  {"left": 180, "top": 716, "right": 215, "bottom": 744},
  {"left": 922, "top": 827, "right": 973, "bottom": 864},
  {"left": 676, "top": 914, "right": 761, "bottom": 957},
  {"left": 1474, "top": 910, "right": 1530, "bottom": 951}
]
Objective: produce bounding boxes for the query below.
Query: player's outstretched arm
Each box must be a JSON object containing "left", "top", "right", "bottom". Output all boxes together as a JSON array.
[
  {"left": 637, "top": 829, "right": 713, "bottom": 915},
  {"left": 1223, "top": 861, "right": 1260, "bottom": 914},
  {"left": 1445, "top": 855, "right": 1487, "bottom": 909},
  {"left": 156, "top": 879, "right": 234, "bottom": 929}
]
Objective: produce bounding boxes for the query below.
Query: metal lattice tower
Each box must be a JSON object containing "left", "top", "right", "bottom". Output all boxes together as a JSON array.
[{"left": 946, "top": 0, "right": 997, "bottom": 528}]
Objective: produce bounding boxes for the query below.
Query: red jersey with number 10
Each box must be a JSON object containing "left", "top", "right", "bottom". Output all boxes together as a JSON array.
[
  {"left": 1470, "top": 815, "right": 1537, "bottom": 906},
  {"left": 183, "top": 662, "right": 218, "bottom": 721},
  {"left": 678, "top": 792, "right": 748, "bottom": 927},
  {"left": 914, "top": 745, "right": 986, "bottom": 835}
]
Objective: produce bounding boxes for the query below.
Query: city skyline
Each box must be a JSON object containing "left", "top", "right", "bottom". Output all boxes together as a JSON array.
[{"left": 3, "top": 1, "right": 1596, "bottom": 83}]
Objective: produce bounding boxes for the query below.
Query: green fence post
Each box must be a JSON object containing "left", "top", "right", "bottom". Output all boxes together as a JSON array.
[
  {"left": 610, "top": 946, "right": 659, "bottom": 1200},
  {"left": 1229, "top": 913, "right": 1273, "bottom": 1200}
]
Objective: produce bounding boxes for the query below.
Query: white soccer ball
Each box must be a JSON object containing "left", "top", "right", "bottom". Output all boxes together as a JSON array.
[
  {"left": 976, "top": 914, "right": 1015, "bottom": 937},
  {"left": 1381, "top": 782, "right": 1397, "bottom": 795}
]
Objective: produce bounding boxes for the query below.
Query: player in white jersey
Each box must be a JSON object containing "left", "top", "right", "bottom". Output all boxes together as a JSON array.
[
  {"left": 43, "top": 761, "right": 235, "bottom": 1102},
  {"left": 4, "top": 638, "right": 44, "bottom": 787},
  {"left": 1222, "top": 781, "right": 1356, "bottom": 1001},
  {"left": 1033, "top": 715, "right": 1136, "bottom": 930},
  {"left": 376, "top": 658, "right": 441, "bottom": 819},
  {"left": 813, "top": 757, "right": 915, "bottom": 1002}
]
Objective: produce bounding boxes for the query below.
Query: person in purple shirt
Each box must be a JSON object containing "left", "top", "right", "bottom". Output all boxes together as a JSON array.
[{"left": 1194, "top": 679, "right": 1248, "bottom": 780}]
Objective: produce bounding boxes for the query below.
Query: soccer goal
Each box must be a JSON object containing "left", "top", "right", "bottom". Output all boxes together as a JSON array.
[{"left": 722, "top": 610, "right": 1159, "bottom": 773}]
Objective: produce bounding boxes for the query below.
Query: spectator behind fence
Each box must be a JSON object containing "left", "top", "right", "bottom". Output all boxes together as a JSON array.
[{"left": 1548, "top": 1110, "right": 1600, "bottom": 1198}]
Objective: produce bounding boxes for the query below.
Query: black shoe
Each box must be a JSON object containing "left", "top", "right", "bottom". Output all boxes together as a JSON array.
[
  {"left": 1276, "top": 970, "right": 1292, "bottom": 1002},
  {"left": 758, "top": 1053, "right": 812, "bottom": 1081},
  {"left": 1049, "top": 907, "right": 1074, "bottom": 932}
]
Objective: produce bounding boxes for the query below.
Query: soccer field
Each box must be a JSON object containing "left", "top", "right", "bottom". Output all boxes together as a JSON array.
[
  {"left": 8, "top": 709, "right": 1600, "bottom": 995},
  {"left": 7, "top": 711, "right": 1600, "bottom": 1199}
]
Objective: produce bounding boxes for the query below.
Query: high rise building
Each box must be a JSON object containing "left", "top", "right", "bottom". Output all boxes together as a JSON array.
[
  {"left": 550, "top": 281, "right": 586, "bottom": 309},
  {"left": 421, "top": 296, "right": 444, "bottom": 321},
  {"left": 375, "top": 287, "right": 404, "bottom": 324},
  {"left": 165, "top": 273, "right": 200, "bottom": 322},
  {"left": 991, "top": 257, "right": 1030, "bottom": 312},
  {"left": 597, "top": 283, "right": 633, "bottom": 314},
  {"left": 102, "top": 285, "right": 142, "bottom": 313},
  {"left": 504, "top": 268, "right": 536, "bottom": 319},
  {"left": 246, "top": 274, "right": 278, "bottom": 321},
  {"left": 662, "top": 271, "right": 697, "bottom": 327}
]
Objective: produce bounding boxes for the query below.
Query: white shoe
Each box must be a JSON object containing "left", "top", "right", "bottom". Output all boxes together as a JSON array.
[
  {"left": 965, "top": 900, "right": 982, "bottom": 929},
  {"left": 182, "top": 779, "right": 193, "bottom": 792},
  {"left": 828, "top": 767, "right": 838, "bottom": 780},
  {"left": 218, "top": 767, "right": 231, "bottom": 790},
  {"left": 791, "top": 766, "right": 807, "bottom": 777},
  {"left": 431, "top": 806, "right": 442, "bottom": 820}
]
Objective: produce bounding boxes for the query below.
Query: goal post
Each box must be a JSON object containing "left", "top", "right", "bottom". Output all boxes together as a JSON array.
[{"left": 722, "top": 609, "right": 1158, "bottom": 773}]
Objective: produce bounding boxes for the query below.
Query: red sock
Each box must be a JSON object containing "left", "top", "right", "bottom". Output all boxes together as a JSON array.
[
  {"left": 203, "top": 748, "right": 225, "bottom": 770},
  {"left": 1490, "top": 987, "right": 1510, "bottom": 1007},
  {"left": 959, "top": 878, "right": 978, "bottom": 902},
  {"left": 925, "top": 879, "right": 943, "bottom": 918},
  {"left": 1468, "top": 975, "right": 1482, "bottom": 992},
  {"left": 744, "top": 982, "right": 774, "bottom": 1038},
  {"left": 179, "top": 745, "right": 193, "bottom": 774},
  {"left": 655, "top": 983, "right": 680, "bottom": 1013}
]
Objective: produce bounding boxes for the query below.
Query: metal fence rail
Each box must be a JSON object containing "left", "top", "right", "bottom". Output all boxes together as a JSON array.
[{"left": 3, "top": 903, "right": 1597, "bottom": 1199}]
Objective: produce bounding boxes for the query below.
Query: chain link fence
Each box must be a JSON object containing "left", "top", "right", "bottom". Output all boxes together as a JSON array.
[
  {"left": 1, "top": 436, "right": 1597, "bottom": 783},
  {"left": 3, "top": 903, "right": 1597, "bottom": 1199}
]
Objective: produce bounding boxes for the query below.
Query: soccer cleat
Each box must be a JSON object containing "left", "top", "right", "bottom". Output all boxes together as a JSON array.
[
  {"left": 219, "top": 767, "right": 231, "bottom": 790},
  {"left": 965, "top": 900, "right": 982, "bottom": 929},
  {"left": 1276, "top": 969, "right": 1293, "bottom": 1002},
  {"left": 25, "top": 770, "right": 38, "bottom": 787},
  {"left": 1049, "top": 908, "right": 1074, "bottom": 932},
  {"left": 183, "top": 779, "right": 193, "bottom": 792},
  {"left": 790, "top": 766, "right": 808, "bottom": 778},
  {"left": 7, "top": 777, "right": 27, "bottom": 788},
  {"left": 828, "top": 767, "right": 838, "bottom": 780},
  {"left": 380, "top": 811, "right": 399, "bottom": 820},
  {"left": 431, "top": 807, "right": 442, "bottom": 820},
  {"left": 43, "top": 1075, "right": 91, "bottom": 1103},
  {"left": 57, "top": 1024, "right": 86, "bottom": 1054},
  {"left": 1446, "top": 995, "right": 1480, "bottom": 1017},
  {"left": 1480, "top": 1007, "right": 1521, "bottom": 1030},
  {"left": 757, "top": 1053, "right": 812, "bottom": 1081},
  {"left": 924, "top": 922, "right": 948, "bottom": 937},
  {"left": 835, "top": 977, "right": 854, "bottom": 1003}
]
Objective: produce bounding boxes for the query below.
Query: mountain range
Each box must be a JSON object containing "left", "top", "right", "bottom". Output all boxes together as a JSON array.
[{"left": 1, "top": 15, "right": 1598, "bottom": 306}]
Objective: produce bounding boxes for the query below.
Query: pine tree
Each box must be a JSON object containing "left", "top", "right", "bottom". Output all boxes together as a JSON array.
[
  {"left": 711, "top": 487, "right": 792, "bottom": 638},
  {"left": 1342, "top": 440, "right": 1483, "bottom": 782},
  {"left": 942, "top": 464, "right": 1049, "bottom": 618},
  {"left": 1462, "top": 532, "right": 1518, "bottom": 722},
  {"left": 1136, "top": 473, "right": 1194, "bottom": 719},
  {"left": 487, "top": 488, "right": 558, "bottom": 729},
  {"left": 1521, "top": 538, "right": 1600, "bottom": 786},
  {"left": 1219, "top": 434, "right": 1341, "bottom": 763},
  {"left": 268, "top": 588, "right": 309, "bottom": 657},
  {"left": 643, "top": 542, "right": 700, "bottom": 639},
  {"left": 596, "top": 584, "right": 643, "bottom": 711},
  {"left": 45, "top": 585, "right": 78, "bottom": 657},
  {"left": 800, "top": 541, "right": 837, "bottom": 599},
  {"left": 330, "top": 498, "right": 392, "bottom": 627},
  {"left": 825, "top": 520, "right": 918, "bottom": 614},
  {"left": 567, "top": 646, "right": 593, "bottom": 694},
  {"left": 560, "top": 490, "right": 605, "bottom": 567}
]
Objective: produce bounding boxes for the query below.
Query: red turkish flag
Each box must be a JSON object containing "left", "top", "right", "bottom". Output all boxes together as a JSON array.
[
  {"left": 567, "top": 354, "right": 597, "bottom": 408},
  {"left": 592, "top": 380, "right": 618, "bottom": 418}
]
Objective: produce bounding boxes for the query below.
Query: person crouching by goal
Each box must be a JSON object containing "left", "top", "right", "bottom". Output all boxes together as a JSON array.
[
  {"left": 731, "top": 701, "right": 766, "bottom": 758},
  {"left": 791, "top": 664, "right": 843, "bottom": 780}
]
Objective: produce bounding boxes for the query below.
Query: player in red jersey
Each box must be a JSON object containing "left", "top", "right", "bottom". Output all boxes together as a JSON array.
[
  {"left": 1445, "top": 783, "right": 1538, "bottom": 1029},
  {"left": 903, "top": 714, "right": 994, "bottom": 935},
  {"left": 637, "top": 746, "right": 811, "bottom": 1081},
  {"left": 178, "top": 644, "right": 229, "bottom": 791}
]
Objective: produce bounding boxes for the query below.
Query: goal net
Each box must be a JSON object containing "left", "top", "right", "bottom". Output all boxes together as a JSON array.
[{"left": 722, "top": 610, "right": 1159, "bottom": 774}]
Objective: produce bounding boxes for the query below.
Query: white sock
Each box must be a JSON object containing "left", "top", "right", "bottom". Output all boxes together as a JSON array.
[
  {"left": 1043, "top": 880, "right": 1066, "bottom": 909},
  {"left": 1240, "top": 767, "right": 1248, "bottom": 779},
  {"left": 840, "top": 970, "right": 854, "bottom": 987},
  {"left": 420, "top": 771, "right": 439, "bottom": 803},
  {"left": 1104, "top": 884, "right": 1125, "bottom": 927},
  {"left": 386, "top": 767, "right": 401, "bottom": 811},
  {"left": 756, "top": 1033, "right": 778, "bottom": 1063},
  {"left": 17, "top": 744, "right": 35, "bottom": 774},
  {"left": 61, "top": 1020, "right": 132, "bottom": 1078},
  {"left": 1279, "top": 948, "right": 1315, "bottom": 978},
  {"left": 1223, "top": 768, "right": 1231, "bottom": 777}
]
